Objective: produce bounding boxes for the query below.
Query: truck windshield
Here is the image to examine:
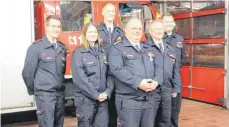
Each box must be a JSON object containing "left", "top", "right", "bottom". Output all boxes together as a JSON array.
[{"left": 60, "top": 1, "right": 92, "bottom": 32}]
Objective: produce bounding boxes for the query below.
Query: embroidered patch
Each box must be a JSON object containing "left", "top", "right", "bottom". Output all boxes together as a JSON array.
[
  {"left": 126, "top": 54, "right": 134, "bottom": 57},
  {"left": 104, "top": 56, "right": 107, "bottom": 60},
  {"left": 86, "top": 62, "right": 95, "bottom": 65},
  {"left": 116, "top": 36, "right": 122, "bottom": 42},
  {"left": 176, "top": 42, "right": 183, "bottom": 48},
  {"left": 45, "top": 57, "right": 54, "bottom": 60}
]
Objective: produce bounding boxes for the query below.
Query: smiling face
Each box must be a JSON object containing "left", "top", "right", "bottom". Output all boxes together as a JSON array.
[
  {"left": 86, "top": 24, "right": 98, "bottom": 43},
  {"left": 163, "top": 15, "right": 176, "bottom": 32},
  {"left": 46, "top": 18, "right": 61, "bottom": 39},
  {"left": 149, "top": 21, "right": 165, "bottom": 40},
  {"left": 125, "top": 18, "right": 143, "bottom": 43},
  {"left": 102, "top": 3, "right": 116, "bottom": 22}
]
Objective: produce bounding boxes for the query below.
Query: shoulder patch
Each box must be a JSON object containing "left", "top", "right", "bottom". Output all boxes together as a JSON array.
[
  {"left": 115, "top": 36, "right": 122, "bottom": 42},
  {"left": 176, "top": 41, "right": 183, "bottom": 48}
]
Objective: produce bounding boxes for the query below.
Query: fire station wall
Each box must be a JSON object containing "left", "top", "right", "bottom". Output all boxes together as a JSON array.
[{"left": 225, "top": 0, "right": 229, "bottom": 109}]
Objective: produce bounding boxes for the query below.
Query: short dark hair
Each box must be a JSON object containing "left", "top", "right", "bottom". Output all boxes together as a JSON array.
[{"left": 46, "top": 15, "right": 60, "bottom": 25}]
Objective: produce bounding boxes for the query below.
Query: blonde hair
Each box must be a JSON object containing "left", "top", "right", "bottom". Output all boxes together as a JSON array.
[{"left": 81, "top": 23, "right": 103, "bottom": 49}]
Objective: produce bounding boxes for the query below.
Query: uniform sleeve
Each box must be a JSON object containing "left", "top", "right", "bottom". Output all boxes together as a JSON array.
[
  {"left": 22, "top": 44, "right": 38, "bottom": 95},
  {"left": 180, "top": 37, "right": 186, "bottom": 66},
  {"left": 153, "top": 54, "right": 163, "bottom": 85},
  {"left": 71, "top": 50, "right": 100, "bottom": 100},
  {"left": 172, "top": 57, "right": 182, "bottom": 93},
  {"left": 104, "top": 69, "right": 114, "bottom": 99},
  {"left": 63, "top": 48, "right": 67, "bottom": 75},
  {"left": 108, "top": 46, "right": 142, "bottom": 90}
]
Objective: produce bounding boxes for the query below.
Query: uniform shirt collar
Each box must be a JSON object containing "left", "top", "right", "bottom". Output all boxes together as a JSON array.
[
  {"left": 153, "top": 39, "right": 164, "bottom": 49},
  {"left": 129, "top": 40, "right": 141, "bottom": 49},
  {"left": 106, "top": 24, "right": 114, "bottom": 33},
  {"left": 52, "top": 39, "right": 57, "bottom": 44}
]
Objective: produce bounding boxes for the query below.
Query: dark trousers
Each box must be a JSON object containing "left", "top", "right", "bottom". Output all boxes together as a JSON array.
[
  {"left": 171, "top": 93, "right": 182, "bottom": 127},
  {"left": 75, "top": 94, "right": 109, "bottom": 127},
  {"left": 108, "top": 92, "right": 117, "bottom": 127},
  {"left": 154, "top": 87, "right": 172, "bottom": 127},
  {"left": 35, "top": 94, "right": 65, "bottom": 127},
  {"left": 116, "top": 95, "right": 155, "bottom": 127}
]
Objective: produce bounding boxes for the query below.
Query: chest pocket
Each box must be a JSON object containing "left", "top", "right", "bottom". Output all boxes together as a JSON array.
[
  {"left": 123, "top": 53, "right": 138, "bottom": 68},
  {"left": 41, "top": 56, "right": 55, "bottom": 62},
  {"left": 124, "top": 54, "right": 137, "bottom": 60},
  {"left": 39, "top": 53, "right": 56, "bottom": 70},
  {"left": 40, "top": 53, "right": 55, "bottom": 64},
  {"left": 83, "top": 59, "right": 98, "bottom": 76}
]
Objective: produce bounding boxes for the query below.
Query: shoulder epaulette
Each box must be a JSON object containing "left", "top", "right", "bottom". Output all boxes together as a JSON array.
[
  {"left": 113, "top": 40, "right": 122, "bottom": 45},
  {"left": 32, "top": 39, "right": 42, "bottom": 44}
]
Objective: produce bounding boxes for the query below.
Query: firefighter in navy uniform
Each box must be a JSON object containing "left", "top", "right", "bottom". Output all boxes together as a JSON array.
[
  {"left": 97, "top": 3, "right": 124, "bottom": 55},
  {"left": 109, "top": 18, "right": 163, "bottom": 127},
  {"left": 22, "top": 15, "right": 66, "bottom": 127},
  {"left": 162, "top": 12, "right": 185, "bottom": 127},
  {"left": 97, "top": 3, "right": 124, "bottom": 127},
  {"left": 145, "top": 19, "right": 181, "bottom": 127},
  {"left": 71, "top": 23, "right": 114, "bottom": 127}
]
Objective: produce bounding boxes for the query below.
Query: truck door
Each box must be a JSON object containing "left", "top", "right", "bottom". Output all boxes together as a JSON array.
[{"left": 163, "top": 1, "right": 226, "bottom": 105}]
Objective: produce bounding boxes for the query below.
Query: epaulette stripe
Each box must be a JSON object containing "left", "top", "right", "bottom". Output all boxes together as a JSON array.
[{"left": 114, "top": 41, "right": 121, "bottom": 45}]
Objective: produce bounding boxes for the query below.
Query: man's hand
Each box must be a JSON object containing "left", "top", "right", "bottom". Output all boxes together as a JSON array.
[
  {"left": 138, "top": 79, "right": 153, "bottom": 92},
  {"left": 145, "top": 80, "right": 159, "bottom": 92},
  {"left": 172, "top": 92, "right": 177, "bottom": 98}
]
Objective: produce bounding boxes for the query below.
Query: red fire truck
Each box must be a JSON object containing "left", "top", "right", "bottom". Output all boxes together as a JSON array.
[{"left": 1, "top": 0, "right": 228, "bottom": 115}]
